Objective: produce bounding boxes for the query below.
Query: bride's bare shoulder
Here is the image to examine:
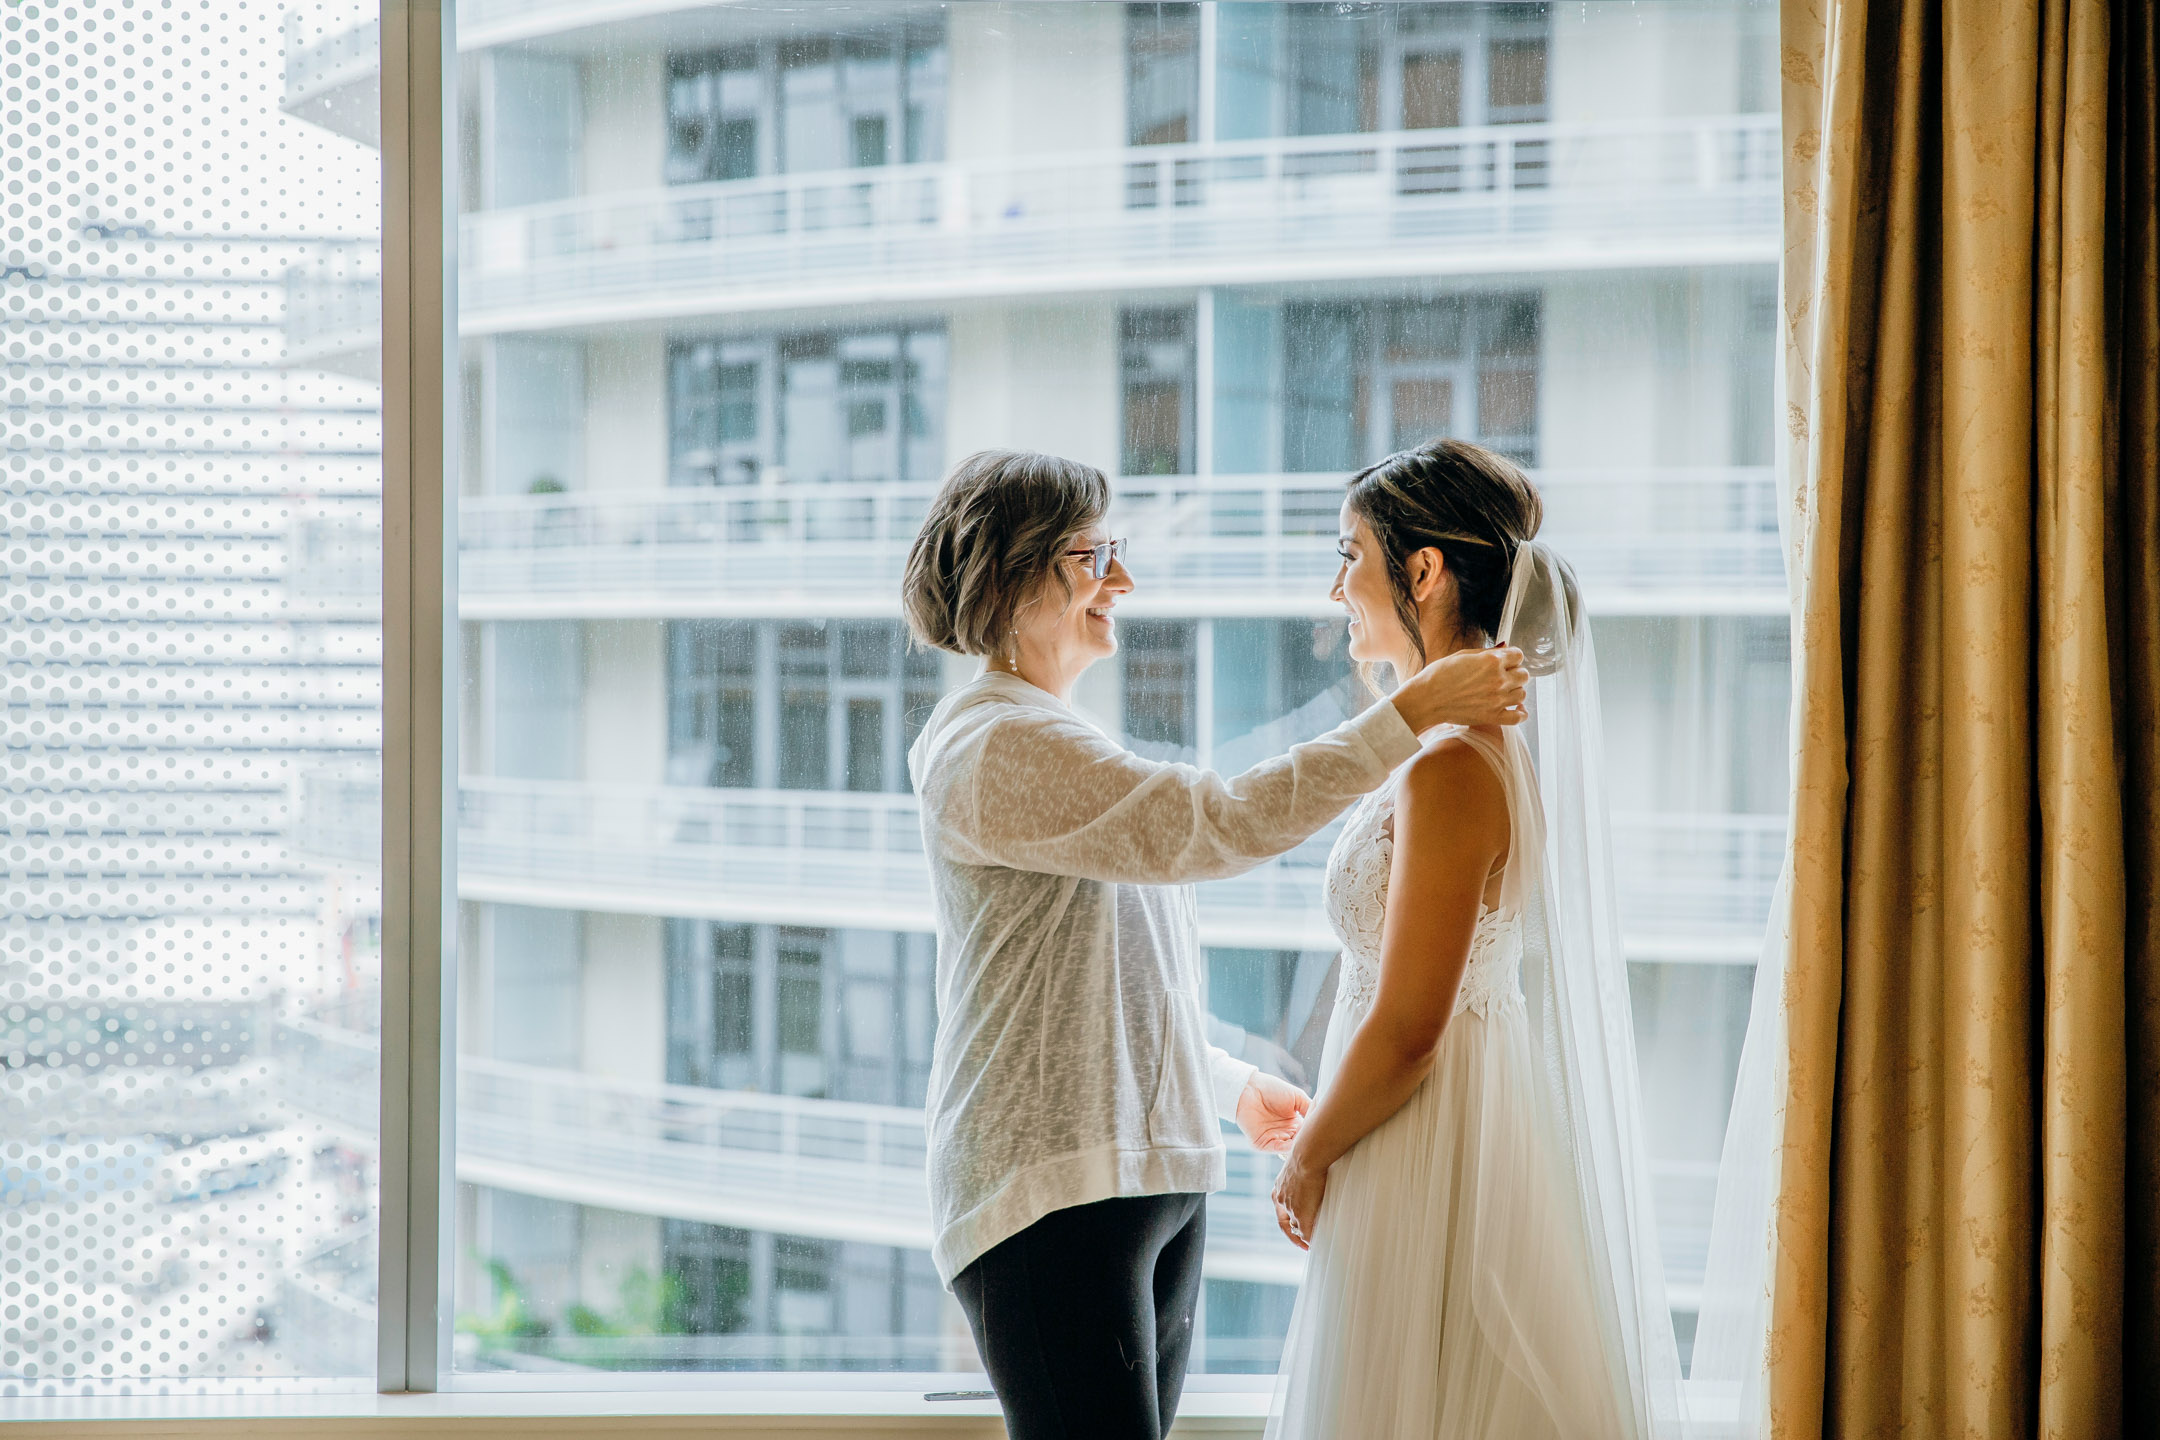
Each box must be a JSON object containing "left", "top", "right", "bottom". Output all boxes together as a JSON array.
[{"left": 1396, "top": 734, "right": 1509, "bottom": 848}]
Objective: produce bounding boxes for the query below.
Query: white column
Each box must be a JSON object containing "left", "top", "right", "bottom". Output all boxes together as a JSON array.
[
  {"left": 582, "top": 913, "right": 668, "bottom": 1087},
  {"left": 947, "top": 302, "right": 1121, "bottom": 477},
  {"left": 1197, "top": 2, "right": 1219, "bottom": 144},
  {"left": 1195, "top": 287, "right": 1216, "bottom": 478},
  {"left": 581, "top": 48, "right": 667, "bottom": 195},
  {"left": 585, "top": 334, "right": 669, "bottom": 493}
]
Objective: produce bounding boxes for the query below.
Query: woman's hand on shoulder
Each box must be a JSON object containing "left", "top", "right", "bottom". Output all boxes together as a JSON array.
[{"left": 1392, "top": 645, "right": 1528, "bottom": 733}]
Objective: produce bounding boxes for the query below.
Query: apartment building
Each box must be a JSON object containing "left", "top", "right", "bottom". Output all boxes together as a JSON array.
[{"left": 272, "top": 0, "right": 1782, "bottom": 1376}]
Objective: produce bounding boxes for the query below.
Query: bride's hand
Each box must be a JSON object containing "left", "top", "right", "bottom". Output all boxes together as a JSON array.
[
  {"left": 1272, "top": 1149, "right": 1327, "bottom": 1251},
  {"left": 1235, "top": 1071, "right": 1310, "bottom": 1153},
  {"left": 1391, "top": 644, "right": 1528, "bottom": 732}
]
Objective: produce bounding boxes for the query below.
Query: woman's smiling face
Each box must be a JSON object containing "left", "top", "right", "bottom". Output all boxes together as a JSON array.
[
  {"left": 1332, "top": 502, "right": 1415, "bottom": 675},
  {"left": 1011, "top": 523, "right": 1131, "bottom": 680}
]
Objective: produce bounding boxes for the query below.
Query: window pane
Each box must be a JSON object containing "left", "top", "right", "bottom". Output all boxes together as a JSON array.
[
  {"left": 449, "top": 0, "right": 1781, "bottom": 1382},
  {"left": 4, "top": 0, "right": 382, "bottom": 1388},
  {"left": 1127, "top": 3, "right": 1201, "bottom": 145}
]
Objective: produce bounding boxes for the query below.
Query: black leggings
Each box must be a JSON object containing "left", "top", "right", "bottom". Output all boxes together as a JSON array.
[{"left": 951, "top": 1191, "right": 1208, "bottom": 1440}]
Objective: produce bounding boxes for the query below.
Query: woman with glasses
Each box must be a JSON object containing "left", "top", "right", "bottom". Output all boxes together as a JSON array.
[{"left": 902, "top": 449, "right": 1527, "bottom": 1440}]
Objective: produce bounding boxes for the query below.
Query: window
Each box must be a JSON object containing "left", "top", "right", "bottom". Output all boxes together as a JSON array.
[
  {"left": 1271, "top": 293, "right": 1542, "bottom": 472},
  {"left": 1122, "top": 621, "right": 1202, "bottom": 757},
  {"left": 668, "top": 622, "right": 938, "bottom": 793},
  {"left": 5, "top": 0, "right": 385, "bottom": 1387},
  {"left": 665, "top": 21, "right": 948, "bottom": 183},
  {"left": 9, "top": 0, "right": 1782, "bottom": 1400},
  {"left": 1218, "top": 1, "right": 1553, "bottom": 140},
  {"left": 669, "top": 330, "right": 947, "bottom": 487},
  {"left": 1123, "top": 306, "right": 1199, "bottom": 477},
  {"left": 1128, "top": 3, "right": 1202, "bottom": 144},
  {"left": 451, "top": 0, "right": 1778, "bottom": 1378}
]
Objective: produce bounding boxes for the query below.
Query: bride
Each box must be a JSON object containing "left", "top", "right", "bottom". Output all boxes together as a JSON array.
[{"left": 1266, "top": 439, "right": 1687, "bottom": 1440}]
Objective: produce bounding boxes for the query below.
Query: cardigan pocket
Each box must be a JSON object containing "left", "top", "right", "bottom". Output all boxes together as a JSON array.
[{"left": 1145, "top": 995, "right": 1214, "bottom": 1150}]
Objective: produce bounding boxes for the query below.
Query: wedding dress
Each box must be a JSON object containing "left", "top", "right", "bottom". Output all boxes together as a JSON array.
[{"left": 1266, "top": 541, "right": 1691, "bottom": 1440}]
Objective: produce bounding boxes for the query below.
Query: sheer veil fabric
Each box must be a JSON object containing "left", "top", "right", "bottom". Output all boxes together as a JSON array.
[
  {"left": 1266, "top": 539, "right": 1695, "bottom": 1439},
  {"left": 1494, "top": 540, "right": 1690, "bottom": 1436}
]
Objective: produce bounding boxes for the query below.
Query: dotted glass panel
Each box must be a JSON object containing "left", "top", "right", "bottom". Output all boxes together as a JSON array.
[{"left": 4, "top": 0, "right": 383, "bottom": 1392}]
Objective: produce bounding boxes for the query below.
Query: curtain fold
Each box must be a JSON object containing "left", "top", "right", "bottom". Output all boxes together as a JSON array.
[{"left": 1772, "top": 0, "right": 2157, "bottom": 1436}]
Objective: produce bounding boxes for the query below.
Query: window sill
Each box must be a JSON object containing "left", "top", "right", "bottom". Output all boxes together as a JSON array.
[{"left": 5, "top": 1387, "right": 1271, "bottom": 1437}]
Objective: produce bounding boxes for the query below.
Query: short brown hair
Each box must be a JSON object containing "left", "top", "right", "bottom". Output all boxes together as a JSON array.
[{"left": 902, "top": 450, "right": 1111, "bottom": 657}]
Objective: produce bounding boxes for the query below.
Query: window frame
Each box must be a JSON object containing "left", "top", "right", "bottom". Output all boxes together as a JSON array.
[{"left": 379, "top": 0, "right": 459, "bottom": 1396}]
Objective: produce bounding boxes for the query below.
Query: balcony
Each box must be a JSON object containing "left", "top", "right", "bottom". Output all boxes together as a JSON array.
[
  {"left": 460, "top": 467, "right": 1784, "bottom": 621},
  {"left": 282, "top": 9, "right": 380, "bottom": 151},
  {"left": 275, "top": 1025, "right": 1724, "bottom": 1304},
  {"left": 461, "top": 116, "right": 1779, "bottom": 333},
  {"left": 457, "top": 777, "right": 1781, "bottom": 961},
  {"left": 281, "top": 10, "right": 380, "bottom": 149},
  {"left": 458, "top": 777, "right": 1331, "bottom": 948}
]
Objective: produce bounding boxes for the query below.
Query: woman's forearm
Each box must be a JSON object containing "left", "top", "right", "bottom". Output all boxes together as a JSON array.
[
  {"left": 1291, "top": 1011, "right": 1450, "bottom": 1172},
  {"left": 956, "top": 702, "right": 1418, "bottom": 886}
]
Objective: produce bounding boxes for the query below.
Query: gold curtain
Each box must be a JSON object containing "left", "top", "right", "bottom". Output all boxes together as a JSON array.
[{"left": 1774, "top": 0, "right": 2157, "bottom": 1435}]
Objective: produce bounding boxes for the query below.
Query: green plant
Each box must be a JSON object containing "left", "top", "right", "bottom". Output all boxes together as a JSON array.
[
  {"left": 527, "top": 475, "right": 567, "bottom": 495},
  {"left": 456, "top": 1255, "right": 551, "bottom": 1339},
  {"left": 565, "top": 1265, "right": 690, "bottom": 1337}
]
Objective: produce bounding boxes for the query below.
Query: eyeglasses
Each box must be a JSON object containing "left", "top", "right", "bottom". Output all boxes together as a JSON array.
[{"left": 1064, "top": 537, "right": 1126, "bottom": 579}]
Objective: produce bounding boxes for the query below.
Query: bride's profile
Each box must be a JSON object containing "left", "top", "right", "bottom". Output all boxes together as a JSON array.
[{"left": 1267, "top": 439, "right": 1686, "bottom": 1440}]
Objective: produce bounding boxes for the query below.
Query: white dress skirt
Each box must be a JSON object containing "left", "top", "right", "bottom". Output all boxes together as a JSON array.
[{"left": 1267, "top": 736, "right": 1635, "bottom": 1440}]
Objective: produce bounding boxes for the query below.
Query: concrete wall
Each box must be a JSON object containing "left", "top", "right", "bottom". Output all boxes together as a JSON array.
[
  {"left": 582, "top": 913, "right": 668, "bottom": 1087},
  {"left": 582, "top": 47, "right": 667, "bottom": 196},
  {"left": 946, "top": 300, "right": 1122, "bottom": 478},
  {"left": 948, "top": 3, "right": 1125, "bottom": 159},
  {"left": 582, "top": 621, "right": 668, "bottom": 786},
  {"left": 1538, "top": 269, "right": 1772, "bottom": 470},
  {"left": 585, "top": 334, "right": 671, "bottom": 492},
  {"left": 1548, "top": 0, "right": 1776, "bottom": 124}
]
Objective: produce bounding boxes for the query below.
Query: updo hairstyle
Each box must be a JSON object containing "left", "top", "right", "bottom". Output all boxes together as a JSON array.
[
  {"left": 1343, "top": 438, "right": 1546, "bottom": 670},
  {"left": 902, "top": 449, "right": 1110, "bottom": 657}
]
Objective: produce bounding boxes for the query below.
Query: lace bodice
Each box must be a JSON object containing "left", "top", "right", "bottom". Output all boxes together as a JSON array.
[{"left": 1322, "top": 782, "right": 1524, "bottom": 1025}]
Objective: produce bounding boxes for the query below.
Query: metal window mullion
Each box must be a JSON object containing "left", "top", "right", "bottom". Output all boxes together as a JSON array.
[{"left": 380, "top": 0, "right": 459, "bottom": 1394}]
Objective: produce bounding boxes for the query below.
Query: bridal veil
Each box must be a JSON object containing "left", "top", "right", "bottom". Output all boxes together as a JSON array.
[{"left": 1491, "top": 537, "right": 1697, "bottom": 1438}]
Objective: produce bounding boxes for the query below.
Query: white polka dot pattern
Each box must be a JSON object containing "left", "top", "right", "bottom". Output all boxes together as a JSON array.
[{"left": 3, "top": 0, "right": 383, "bottom": 1392}]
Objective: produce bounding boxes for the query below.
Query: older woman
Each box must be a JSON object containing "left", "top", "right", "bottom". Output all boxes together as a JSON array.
[{"left": 902, "top": 451, "right": 1526, "bottom": 1440}]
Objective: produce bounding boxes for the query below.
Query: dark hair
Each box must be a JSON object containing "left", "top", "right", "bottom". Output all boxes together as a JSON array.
[
  {"left": 1343, "top": 438, "right": 1544, "bottom": 669},
  {"left": 902, "top": 449, "right": 1111, "bottom": 657}
]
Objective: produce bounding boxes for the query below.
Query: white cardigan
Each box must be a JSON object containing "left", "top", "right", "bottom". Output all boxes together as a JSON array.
[{"left": 907, "top": 671, "right": 1421, "bottom": 1285}]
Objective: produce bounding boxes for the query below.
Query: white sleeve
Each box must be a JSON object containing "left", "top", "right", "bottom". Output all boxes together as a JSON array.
[
  {"left": 935, "top": 699, "right": 1420, "bottom": 886},
  {"left": 1209, "top": 1045, "right": 1259, "bottom": 1122}
]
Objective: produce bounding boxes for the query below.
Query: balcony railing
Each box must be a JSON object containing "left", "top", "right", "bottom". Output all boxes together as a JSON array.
[
  {"left": 460, "top": 116, "right": 1779, "bottom": 329},
  {"left": 272, "top": 1024, "right": 1724, "bottom": 1300},
  {"left": 459, "top": 468, "right": 1785, "bottom": 620},
  {"left": 460, "top": 1055, "right": 1301, "bottom": 1284},
  {"left": 455, "top": 777, "right": 1783, "bottom": 957}
]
